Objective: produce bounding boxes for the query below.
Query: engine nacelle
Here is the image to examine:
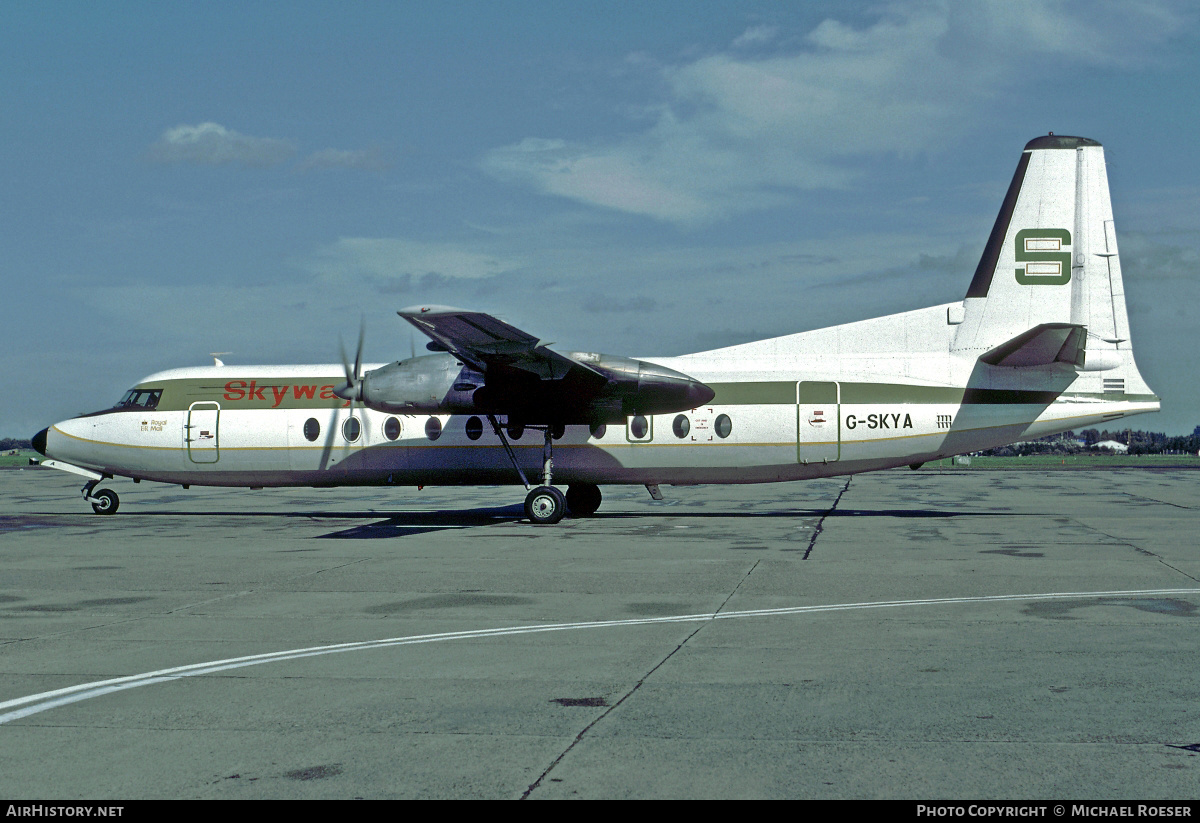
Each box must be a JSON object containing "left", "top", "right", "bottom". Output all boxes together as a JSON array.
[
  {"left": 356, "top": 354, "right": 482, "bottom": 414},
  {"left": 568, "top": 352, "right": 715, "bottom": 418},
  {"left": 348, "top": 351, "right": 714, "bottom": 423}
]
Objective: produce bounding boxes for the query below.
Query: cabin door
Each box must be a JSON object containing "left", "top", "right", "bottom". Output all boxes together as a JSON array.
[
  {"left": 186, "top": 401, "right": 220, "bottom": 463},
  {"left": 797, "top": 381, "right": 840, "bottom": 463}
]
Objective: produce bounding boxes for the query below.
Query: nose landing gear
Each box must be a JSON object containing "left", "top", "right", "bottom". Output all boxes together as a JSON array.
[
  {"left": 89, "top": 488, "right": 120, "bottom": 515},
  {"left": 82, "top": 479, "right": 120, "bottom": 515}
]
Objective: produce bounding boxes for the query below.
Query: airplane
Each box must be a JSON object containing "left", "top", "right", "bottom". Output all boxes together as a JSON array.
[{"left": 31, "top": 134, "right": 1159, "bottom": 524}]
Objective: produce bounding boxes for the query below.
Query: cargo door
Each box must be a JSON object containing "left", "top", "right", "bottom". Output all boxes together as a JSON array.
[{"left": 797, "top": 381, "right": 839, "bottom": 463}]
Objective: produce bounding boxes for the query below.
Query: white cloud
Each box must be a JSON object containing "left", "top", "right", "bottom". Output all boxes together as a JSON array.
[
  {"left": 944, "top": 0, "right": 1187, "bottom": 69},
  {"left": 296, "top": 146, "right": 390, "bottom": 172},
  {"left": 147, "top": 122, "right": 296, "bottom": 167},
  {"left": 481, "top": 0, "right": 1189, "bottom": 226},
  {"left": 732, "top": 25, "right": 778, "bottom": 49},
  {"left": 305, "top": 237, "right": 523, "bottom": 284}
]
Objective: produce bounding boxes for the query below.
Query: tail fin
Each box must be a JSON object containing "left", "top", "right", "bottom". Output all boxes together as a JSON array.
[{"left": 952, "top": 135, "right": 1130, "bottom": 372}]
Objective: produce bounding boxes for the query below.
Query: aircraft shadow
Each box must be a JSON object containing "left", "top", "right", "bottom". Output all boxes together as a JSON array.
[
  {"left": 591, "top": 508, "right": 1025, "bottom": 520},
  {"left": 314, "top": 506, "right": 1024, "bottom": 537},
  {"left": 23, "top": 504, "right": 1028, "bottom": 540},
  {"left": 112, "top": 505, "right": 525, "bottom": 538}
]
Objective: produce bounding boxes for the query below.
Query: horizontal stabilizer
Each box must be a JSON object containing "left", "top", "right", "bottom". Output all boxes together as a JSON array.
[{"left": 979, "top": 323, "right": 1085, "bottom": 368}]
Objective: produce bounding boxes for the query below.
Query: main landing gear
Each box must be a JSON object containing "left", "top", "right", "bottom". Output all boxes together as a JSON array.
[
  {"left": 488, "top": 415, "right": 602, "bottom": 524},
  {"left": 524, "top": 485, "right": 567, "bottom": 524}
]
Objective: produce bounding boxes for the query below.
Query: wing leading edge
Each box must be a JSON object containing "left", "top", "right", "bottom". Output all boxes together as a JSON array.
[{"left": 399, "top": 305, "right": 600, "bottom": 381}]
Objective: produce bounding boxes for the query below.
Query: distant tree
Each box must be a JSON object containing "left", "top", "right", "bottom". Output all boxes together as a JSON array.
[{"left": 976, "top": 428, "right": 1200, "bottom": 457}]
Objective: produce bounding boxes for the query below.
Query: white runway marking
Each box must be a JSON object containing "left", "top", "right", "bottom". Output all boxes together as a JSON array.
[{"left": 2, "top": 588, "right": 1197, "bottom": 725}]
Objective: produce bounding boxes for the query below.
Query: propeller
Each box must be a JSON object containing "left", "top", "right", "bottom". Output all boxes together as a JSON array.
[
  {"left": 334, "top": 318, "right": 366, "bottom": 402},
  {"left": 325, "top": 318, "right": 367, "bottom": 469}
]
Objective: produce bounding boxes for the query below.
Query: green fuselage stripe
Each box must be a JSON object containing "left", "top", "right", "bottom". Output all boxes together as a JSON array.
[{"left": 116, "top": 376, "right": 1157, "bottom": 414}]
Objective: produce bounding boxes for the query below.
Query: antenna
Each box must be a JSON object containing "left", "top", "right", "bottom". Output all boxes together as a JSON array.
[{"left": 210, "top": 352, "right": 232, "bottom": 367}]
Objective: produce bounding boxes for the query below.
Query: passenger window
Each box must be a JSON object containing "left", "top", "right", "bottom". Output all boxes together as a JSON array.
[
  {"left": 715, "top": 414, "right": 732, "bottom": 439},
  {"left": 384, "top": 417, "right": 402, "bottom": 441},
  {"left": 425, "top": 417, "right": 443, "bottom": 441},
  {"left": 342, "top": 417, "right": 361, "bottom": 442},
  {"left": 465, "top": 416, "right": 483, "bottom": 441},
  {"left": 304, "top": 418, "right": 321, "bottom": 442},
  {"left": 630, "top": 415, "right": 648, "bottom": 439},
  {"left": 673, "top": 414, "right": 690, "bottom": 438}
]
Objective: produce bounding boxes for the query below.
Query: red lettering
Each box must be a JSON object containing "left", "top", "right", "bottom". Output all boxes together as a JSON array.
[
  {"left": 319, "top": 384, "right": 337, "bottom": 399},
  {"left": 292, "top": 384, "right": 317, "bottom": 400},
  {"left": 271, "top": 385, "right": 288, "bottom": 408},
  {"left": 223, "top": 380, "right": 246, "bottom": 401},
  {"left": 246, "top": 380, "right": 265, "bottom": 401}
]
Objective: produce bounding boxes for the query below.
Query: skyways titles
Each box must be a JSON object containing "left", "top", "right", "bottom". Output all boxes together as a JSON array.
[
  {"left": 133, "top": 377, "right": 355, "bottom": 412},
  {"left": 222, "top": 380, "right": 344, "bottom": 408}
]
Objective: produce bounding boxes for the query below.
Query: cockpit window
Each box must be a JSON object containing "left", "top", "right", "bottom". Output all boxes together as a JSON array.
[{"left": 115, "top": 389, "right": 163, "bottom": 411}]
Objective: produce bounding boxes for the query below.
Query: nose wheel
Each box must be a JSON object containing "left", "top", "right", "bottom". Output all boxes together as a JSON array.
[{"left": 83, "top": 480, "right": 120, "bottom": 515}]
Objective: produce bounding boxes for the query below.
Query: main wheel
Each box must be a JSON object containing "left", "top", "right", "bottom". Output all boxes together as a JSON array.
[
  {"left": 90, "top": 489, "right": 119, "bottom": 515},
  {"left": 566, "top": 483, "right": 602, "bottom": 517},
  {"left": 524, "top": 485, "right": 566, "bottom": 525}
]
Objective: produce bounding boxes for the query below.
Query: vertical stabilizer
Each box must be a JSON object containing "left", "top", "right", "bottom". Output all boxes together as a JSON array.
[{"left": 952, "top": 135, "right": 1131, "bottom": 372}]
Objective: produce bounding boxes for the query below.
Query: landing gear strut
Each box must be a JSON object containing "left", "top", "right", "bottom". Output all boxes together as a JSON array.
[
  {"left": 522, "top": 423, "right": 566, "bottom": 524},
  {"left": 489, "top": 416, "right": 597, "bottom": 524}
]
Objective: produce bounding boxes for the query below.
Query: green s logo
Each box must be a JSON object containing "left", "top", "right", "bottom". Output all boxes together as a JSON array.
[{"left": 1015, "top": 228, "right": 1071, "bottom": 285}]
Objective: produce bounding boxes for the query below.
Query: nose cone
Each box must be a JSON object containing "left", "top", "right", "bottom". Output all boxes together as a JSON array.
[{"left": 32, "top": 427, "right": 48, "bottom": 456}]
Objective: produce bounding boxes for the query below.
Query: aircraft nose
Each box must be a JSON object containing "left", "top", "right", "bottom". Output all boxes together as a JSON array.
[{"left": 32, "top": 427, "right": 48, "bottom": 456}]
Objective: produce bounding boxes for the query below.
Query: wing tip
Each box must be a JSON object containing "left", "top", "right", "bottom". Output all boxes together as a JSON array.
[{"left": 397, "top": 304, "right": 471, "bottom": 317}]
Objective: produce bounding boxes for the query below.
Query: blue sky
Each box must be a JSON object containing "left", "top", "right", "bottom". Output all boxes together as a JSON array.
[{"left": 4, "top": 0, "right": 1199, "bottom": 436}]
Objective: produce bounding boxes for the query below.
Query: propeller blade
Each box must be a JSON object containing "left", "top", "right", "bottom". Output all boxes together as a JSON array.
[
  {"left": 339, "top": 336, "right": 354, "bottom": 386},
  {"left": 354, "top": 317, "right": 365, "bottom": 381},
  {"left": 335, "top": 319, "right": 367, "bottom": 401},
  {"left": 318, "top": 407, "right": 337, "bottom": 471}
]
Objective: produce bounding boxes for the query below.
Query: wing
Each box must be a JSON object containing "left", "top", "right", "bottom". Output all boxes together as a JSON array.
[
  {"left": 398, "top": 305, "right": 604, "bottom": 382},
  {"left": 361, "top": 304, "right": 712, "bottom": 422}
]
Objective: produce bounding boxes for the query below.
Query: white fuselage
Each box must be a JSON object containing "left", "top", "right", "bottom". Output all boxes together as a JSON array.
[{"left": 40, "top": 302, "right": 1158, "bottom": 490}]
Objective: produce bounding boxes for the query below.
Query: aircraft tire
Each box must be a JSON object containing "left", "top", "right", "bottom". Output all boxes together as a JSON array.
[
  {"left": 91, "top": 489, "right": 119, "bottom": 515},
  {"left": 566, "top": 483, "right": 602, "bottom": 517},
  {"left": 524, "top": 485, "right": 566, "bottom": 525}
]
